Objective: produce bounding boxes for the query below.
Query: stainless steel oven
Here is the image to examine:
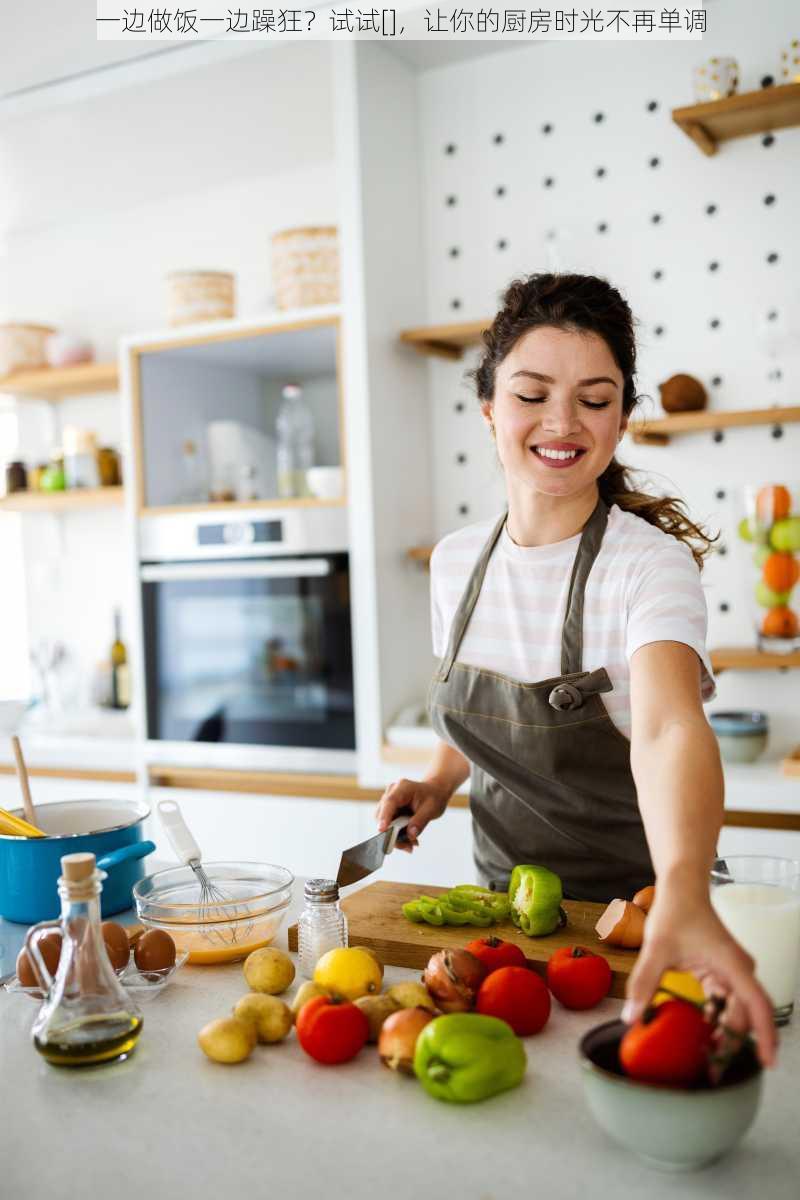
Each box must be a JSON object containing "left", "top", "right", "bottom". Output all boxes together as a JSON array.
[{"left": 139, "top": 508, "right": 354, "bottom": 760}]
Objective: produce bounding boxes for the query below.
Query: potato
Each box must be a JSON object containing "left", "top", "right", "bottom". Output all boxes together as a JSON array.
[
  {"left": 197, "top": 1017, "right": 256, "bottom": 1064},
  {"left": 243, "top": 947, "right": 295, "bottom": 995},
  {"left": 234, "top": 993, "right": 292, "bottom": 1044},
  {"left": 290, "top": 980, "right": 330, "bottom": 1022},
  {"left": 386, "top": 981, "right": 437, "bottom": 1012},
  {"left": 354, "top": 993, "right": 399, "bottom": 1042}
]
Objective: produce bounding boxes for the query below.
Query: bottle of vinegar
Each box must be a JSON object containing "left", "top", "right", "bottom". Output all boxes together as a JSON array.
[
  {"left": 110, "top": 609, "right": 130, "bottom": 710},
  {"left": 276, "top": 382, "right": 315, "bottom": 498}
]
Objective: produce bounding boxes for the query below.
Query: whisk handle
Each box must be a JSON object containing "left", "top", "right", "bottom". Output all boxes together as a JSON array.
[{"left": 157, "top": 799, "right": 202, "bottom": 866}]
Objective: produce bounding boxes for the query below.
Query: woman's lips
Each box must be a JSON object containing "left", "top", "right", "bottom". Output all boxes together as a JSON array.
[{"left": 531, "top": 446, "right": 587, "bottom": 469}]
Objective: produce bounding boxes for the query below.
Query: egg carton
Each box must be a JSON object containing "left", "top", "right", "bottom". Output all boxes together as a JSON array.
[{"left": 3, "top": 949, "right": 188, "bottom": 1002}]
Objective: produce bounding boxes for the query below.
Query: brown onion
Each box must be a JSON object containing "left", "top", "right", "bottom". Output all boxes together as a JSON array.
[
  {"left": 422, "top": 948, "right": 487, "bottom": 1013},
  {"left": 378, "top": 1007, "right": 434, "bottom": 1073},
  {"left": 595, "top": 899, "right": 646, "bottom": 949},
  {"left": 632, "top": 885, "right": 655, "bottom": 914}
]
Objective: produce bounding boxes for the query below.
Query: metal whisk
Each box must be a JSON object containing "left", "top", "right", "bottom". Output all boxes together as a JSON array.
[{"left": 158, "top": 799, "right": 249, "bottom": 944}]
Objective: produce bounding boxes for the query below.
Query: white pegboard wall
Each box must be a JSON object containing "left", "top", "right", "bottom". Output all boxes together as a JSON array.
[{"left": 413, "top": 5, "right": 800, "bottom": 745}]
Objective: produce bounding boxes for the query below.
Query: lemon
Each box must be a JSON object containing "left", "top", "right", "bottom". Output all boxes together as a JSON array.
[
  {"left": 314, "top": 946, "right": 382, "bottom": 1001},
  {"left": 652, "top": 969, "right": 705, "bottom": 1007}
]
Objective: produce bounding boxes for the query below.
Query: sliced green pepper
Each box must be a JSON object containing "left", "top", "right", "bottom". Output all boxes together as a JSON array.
[
  {"left": 401, "top": 885, "right": 508, "bottom": 928},
  {"left": 414, "top": 1013, "right": 526, "bottom": 1103},
  {"left": 508, "top": 864, "right": 566, "bottom": 936}
]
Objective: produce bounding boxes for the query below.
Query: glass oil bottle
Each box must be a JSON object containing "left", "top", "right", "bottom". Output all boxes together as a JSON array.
[{"left": 27, "top": 852, "right": 143, "bottom": 1067}]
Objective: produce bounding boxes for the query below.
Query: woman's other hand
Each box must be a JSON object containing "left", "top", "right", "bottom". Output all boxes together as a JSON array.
[
  {"left": 375, "top": 778, "right": 450, "bottom": 852},
  {"left": 622, "top": 886, "right": 778, "bottom": 1069}
]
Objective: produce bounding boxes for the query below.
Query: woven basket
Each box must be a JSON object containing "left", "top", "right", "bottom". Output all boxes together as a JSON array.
[
  {"left": 271, "top": 226, "right": 339, "bottom": 311},
  {"left": 0, "top": 323, "right": 56, "bottom": 376},
  {"left": 167, "top": 271, "right": 235, "bottom": 327}
]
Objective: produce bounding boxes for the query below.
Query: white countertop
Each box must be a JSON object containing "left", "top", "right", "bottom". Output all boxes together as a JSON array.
[{"left": 1, "top": 881, "right": 799, "bottom": 1200}]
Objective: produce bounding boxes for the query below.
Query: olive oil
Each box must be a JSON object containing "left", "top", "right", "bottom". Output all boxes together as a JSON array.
[{"left": 34, "top": 1013, "right": 143, "bottom": 1067}]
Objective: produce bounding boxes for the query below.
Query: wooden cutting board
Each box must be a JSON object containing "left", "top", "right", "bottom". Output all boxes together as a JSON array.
[{"left": 288, "top": 880, "right": 639, "bottom": 998}]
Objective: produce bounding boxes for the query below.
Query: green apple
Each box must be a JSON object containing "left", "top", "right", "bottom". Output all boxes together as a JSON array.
[
  {"left": 39, "top": 465, "right": 65, "bottom": 492},
  {"left": 770, "top": 517, "right": 800, "bottom": 553},
  {"left": 755, "top": 580, "right": 791, "bottom": 608},
  {"left": 753, "top": 545, "right": 771, "bottom": 568},
  {"left": 737, "top": 516, "right": 754, "bottom": 542}
]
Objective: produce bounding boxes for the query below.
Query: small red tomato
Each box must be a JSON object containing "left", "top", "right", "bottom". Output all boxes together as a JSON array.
[
  {"left": 476, "top": 965, "right": 550, "bottom": 1036},
  {"left": 619, "top": 998, "right": 712, "bottom": 1087},
  {"left": 546, "top": 945, "right": 612, "bottom": 1010},
  {"left": 295, "top": 995, "right": 369, "bottom": 1065},
  {"left": 465, "top": 936, "right": 527, "bottom": 976}
]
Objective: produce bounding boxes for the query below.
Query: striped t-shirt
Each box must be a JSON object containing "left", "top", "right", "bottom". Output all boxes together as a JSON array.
[{"left": 430, "top": 504, "right": 716, "bottom": 739}]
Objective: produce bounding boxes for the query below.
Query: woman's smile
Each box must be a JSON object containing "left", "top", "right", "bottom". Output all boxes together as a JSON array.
[{"left": 531, "top": 440, "right": 589, "bottom": 467}]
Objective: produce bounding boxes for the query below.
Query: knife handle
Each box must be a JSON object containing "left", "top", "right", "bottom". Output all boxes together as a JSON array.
[{"left": 385, "top": 811, "right": 412, "bottom": 854}]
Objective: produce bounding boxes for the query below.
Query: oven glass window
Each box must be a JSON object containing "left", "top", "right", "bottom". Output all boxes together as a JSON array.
[{"left": 143, "top": 556, "right": 354, "bottom": 748}]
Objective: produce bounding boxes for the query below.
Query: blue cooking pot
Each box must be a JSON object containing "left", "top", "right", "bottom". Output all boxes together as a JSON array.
[{"left": 0, "top": 798, "right": 155, "bottom": 924}]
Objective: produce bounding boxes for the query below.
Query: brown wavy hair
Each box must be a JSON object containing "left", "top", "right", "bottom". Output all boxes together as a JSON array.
[{"left": 469, "top": 272, "right": 717, "bottom": 569}]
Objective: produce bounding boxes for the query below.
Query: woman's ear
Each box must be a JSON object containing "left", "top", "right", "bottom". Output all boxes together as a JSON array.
[
  {"left": 480, "top": 400, "right": 494, "bottom": 430},
  {"left": 618, "top": 412, "right": 629, "bottom": 441}
]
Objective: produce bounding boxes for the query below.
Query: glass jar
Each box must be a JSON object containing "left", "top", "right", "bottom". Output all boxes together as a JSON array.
[
  {"left": 26, "top": 852, "right": 142, "bottom": 1067},
  {"left": 5, "top": 460, "right": 27, "bottom": 494},
  {"left": 737, "top": 483, "right": 800, "bottom": 652},
  {"left": 297, "top": 878, "right": 348, "bottom": 978},
  {"left": 62, "top": 427, "right": 99, "bottom": 489}
]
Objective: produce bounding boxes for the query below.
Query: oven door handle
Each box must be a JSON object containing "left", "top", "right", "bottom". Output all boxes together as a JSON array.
[{"left": 140, "top": 559, "right": 332, "bottom": 582}]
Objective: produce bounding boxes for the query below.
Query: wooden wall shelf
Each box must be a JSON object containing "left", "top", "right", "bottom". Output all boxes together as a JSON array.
[
  {"left": 0, "top": 361, "right": 119, "bottom": 400},
  {"left": 400, "top": 320, "right": 488, "bottom": 360},
  {"left": 710, "top": 647, "right": 800, "bottom": 673},
  {"left": 0, "top": 487, "right": 124, "bottom": 513},
  {"left": 147, "top": 766, "right": 384, "bottom": 803},
  {"left": 141, "top": 496, "right": 346, "bottom": 516},
  {"left": 630, "top": 406, "right": 800, "bottom": 445},
  {"left": 672, "top": 82, "right": 800, "bottom": 156}
]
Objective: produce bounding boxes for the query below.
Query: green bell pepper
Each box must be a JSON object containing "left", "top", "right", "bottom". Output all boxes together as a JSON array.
[
  {"left": 508, "top": 864, "right": 566, "bottom": 936},
  {"left": 414, "top": 1013, "right": 526, "bottom": 1103},
  {"left": 401, "top": 885, "right": 511, "bottom": 928}
]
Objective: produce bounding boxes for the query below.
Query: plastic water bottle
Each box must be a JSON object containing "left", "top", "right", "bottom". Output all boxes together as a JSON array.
[{"left": 276, "top": 383, "right": 315, "bottom": 498}]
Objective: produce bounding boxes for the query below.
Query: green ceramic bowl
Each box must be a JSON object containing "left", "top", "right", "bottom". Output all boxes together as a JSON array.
[{"left": 579, "top": 1020, "right": 763, "bottom": 1171}]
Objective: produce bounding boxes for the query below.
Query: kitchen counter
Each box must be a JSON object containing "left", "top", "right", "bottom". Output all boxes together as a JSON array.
[{"left": 1, "top": 883, "right": 798, "bottom": 1200}]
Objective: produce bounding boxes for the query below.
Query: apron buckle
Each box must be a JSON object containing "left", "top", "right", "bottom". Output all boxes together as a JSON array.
[{"left": 548, "top": 682, "right": 584, "bottom": 711}]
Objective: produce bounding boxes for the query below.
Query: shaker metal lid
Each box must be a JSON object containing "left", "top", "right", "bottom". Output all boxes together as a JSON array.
[{"left": 304, "top": 877, "right": 339, "bottom": 901}]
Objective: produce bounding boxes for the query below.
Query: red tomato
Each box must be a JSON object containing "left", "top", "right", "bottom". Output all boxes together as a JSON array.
[
  {"left": 546, "top": 945, "right": 612, "bottom": 1010},
  {"left": 476, "top": 965, "right": 551, "bottom": 1036},
  {"left": 619, "top": 999, "right": 712, "bottom": 1087},
  {"left": 295, "top": 995, "right": 369, "bottom": 1065},
  {"left": 465, "top": 936, "right": 527, "bottom": 976}
]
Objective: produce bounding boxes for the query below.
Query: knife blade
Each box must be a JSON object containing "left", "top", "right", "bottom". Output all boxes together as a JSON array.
[{"left": 336, "top": 809, "right": 412, "bottom": 887}]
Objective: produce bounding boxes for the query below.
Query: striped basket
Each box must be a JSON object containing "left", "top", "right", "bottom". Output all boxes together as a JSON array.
[
  {"left": 0, "top": 323, "right": 56, "bottom": 376},
  {"left": 167, "top": 271, "right": 236, "bottom": 327},
  {"left": 271, "top": 226, "right": 339, "bottom": 311}
]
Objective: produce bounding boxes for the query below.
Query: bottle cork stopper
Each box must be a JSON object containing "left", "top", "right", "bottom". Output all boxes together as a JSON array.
[{"left": 61, "top": 852, "right": 96, "bottom": 881}]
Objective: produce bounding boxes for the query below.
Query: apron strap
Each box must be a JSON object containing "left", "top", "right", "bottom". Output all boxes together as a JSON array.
[
  {"left": 560, "top": 498, "right": 609, "bottom": 676},
  {"left": 438, "top": 512, "right": 507, "bottom": 682}
]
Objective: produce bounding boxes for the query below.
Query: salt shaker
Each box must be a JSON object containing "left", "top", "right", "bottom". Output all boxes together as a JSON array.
[{"left": 297, "top": 878, "right": 348, "bottom": 978}]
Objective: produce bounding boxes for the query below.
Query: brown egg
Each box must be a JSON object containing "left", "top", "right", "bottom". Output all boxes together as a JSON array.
[
  {"left": 134, "top": 929, "right": 176, "bottom": 980},
  {"left": 16, "top": 931, "right": 63, "bottom": 995},
  {"left": 101, "top": 921, "right": 131, "bottom": 972}
]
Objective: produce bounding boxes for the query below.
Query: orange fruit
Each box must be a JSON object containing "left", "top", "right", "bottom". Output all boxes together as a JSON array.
[
  {"left": 761, "top": 607, "right": 799, "bottom": 639},
  {"left": 762, "top": 553, "right": 799, "bottom": 593},
  {"left": 756, "top": 484, "right": 791, "bottom": 524}
]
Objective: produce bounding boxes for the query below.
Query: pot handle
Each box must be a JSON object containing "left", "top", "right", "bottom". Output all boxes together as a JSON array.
[
  {"left": 24, "top": 919, "right": 62, "bottom": 994},
  {"left": 97, "top": 840, "right": 156, "bottom": 872}
]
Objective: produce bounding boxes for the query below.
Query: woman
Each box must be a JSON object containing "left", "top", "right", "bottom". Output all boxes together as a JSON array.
[{"left": 377, "top": 273, "right": 776, "bottom": 1065}]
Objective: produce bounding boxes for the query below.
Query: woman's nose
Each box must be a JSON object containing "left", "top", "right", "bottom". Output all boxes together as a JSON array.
[{"left": 543, "top": 403, "right": 581, "bottom": 436}]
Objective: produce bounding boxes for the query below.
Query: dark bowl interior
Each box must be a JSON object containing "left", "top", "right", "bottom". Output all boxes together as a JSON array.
[{"left": 580, "top": 1019, "right": 762, "bottom": 1092}]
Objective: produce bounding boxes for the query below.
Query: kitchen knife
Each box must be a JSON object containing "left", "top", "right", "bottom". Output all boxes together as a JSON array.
[{"left": 336, "top": 809, "right": 412, "bottom": 887}]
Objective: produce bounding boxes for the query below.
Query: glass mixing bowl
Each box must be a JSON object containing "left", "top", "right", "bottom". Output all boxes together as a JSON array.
[{"left": 133, "top": 862, "right": 294, "bottom": 964}]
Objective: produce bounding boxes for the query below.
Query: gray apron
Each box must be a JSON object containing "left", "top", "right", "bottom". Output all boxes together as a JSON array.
[{"left": 428, "top": 499, "right": 655, "bottom": 904}]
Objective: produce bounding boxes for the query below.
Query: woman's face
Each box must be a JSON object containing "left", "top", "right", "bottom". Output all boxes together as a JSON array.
[{"left": 482, "top": 325, "right": 628, "bottom": 499}]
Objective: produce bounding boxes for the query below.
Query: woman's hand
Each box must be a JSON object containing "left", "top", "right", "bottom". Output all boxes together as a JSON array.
[
  {"left": 375, "top": 778, "right": 451, "bottom": 852},
  {"left": 622, "top": 887, "right": 778, "bottom": 1068}
]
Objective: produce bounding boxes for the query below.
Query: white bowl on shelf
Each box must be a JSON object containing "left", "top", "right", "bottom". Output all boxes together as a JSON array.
[{"left": 305, "top": 466, "right": 344, "bottom": 500}]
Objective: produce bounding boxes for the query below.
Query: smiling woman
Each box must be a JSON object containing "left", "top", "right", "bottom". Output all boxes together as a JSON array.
[{"left": 376, "top": 272, "right": 778, "bottom": 1068}]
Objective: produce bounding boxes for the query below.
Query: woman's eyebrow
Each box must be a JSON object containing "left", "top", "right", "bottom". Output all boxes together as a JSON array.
[{"left": 510, "top": 369, "right": 619, "bottom": 389}]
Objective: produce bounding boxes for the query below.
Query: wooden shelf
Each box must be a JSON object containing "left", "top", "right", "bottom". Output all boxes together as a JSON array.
[
  {"left": 0, "top": 487, "right": 124, "bottom": 513},
  {"left": 400, "top": 320, "right": 488, "bottom": 360},
  {"left": 672, "top": 82, "right": 800, "bottom": 156},
  {"left": 710, "top": 647, "right": 800, "bottom": 674},
  {"left": 147, "top": 766, "right": 384, "bottom": 802},
  {"left": 630, "top": 406, "right": 800, "bottom": 446},
  {"left": 0, "top": 361, "right": 119, "bottom": 400},
  {"left": 141, "top": 496, "right": 345, "bottom": 516}
]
